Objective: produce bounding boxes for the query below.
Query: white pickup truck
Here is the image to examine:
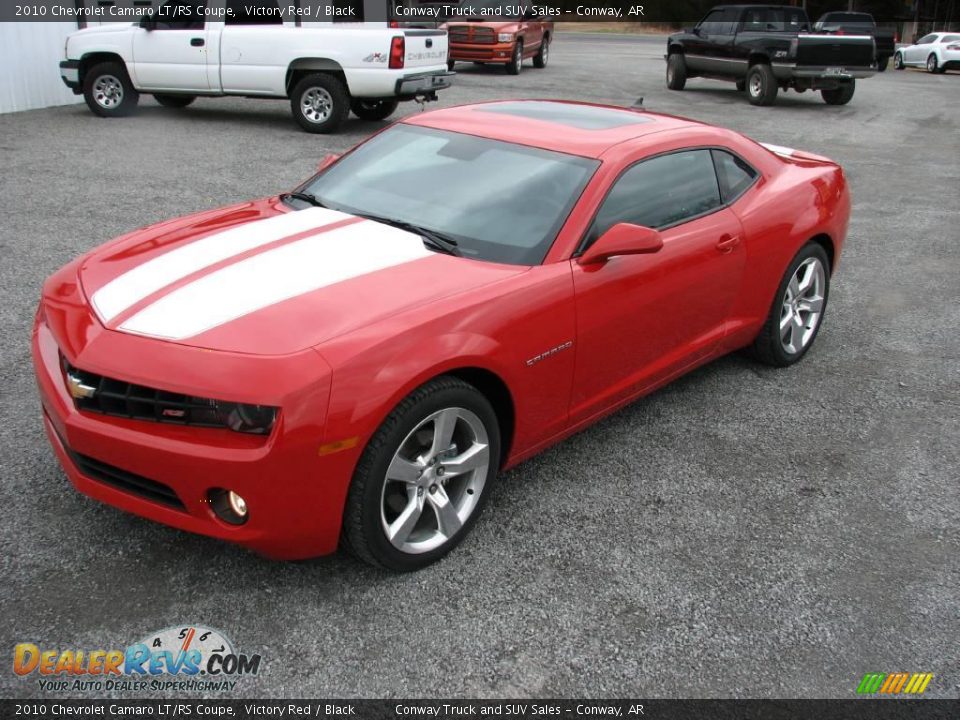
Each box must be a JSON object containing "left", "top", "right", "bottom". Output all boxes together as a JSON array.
[{"left": 59, "top": 2, "right": 453, "bottom": 133}]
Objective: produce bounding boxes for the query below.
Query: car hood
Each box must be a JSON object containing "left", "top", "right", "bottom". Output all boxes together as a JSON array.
[{"left": 76, "top": 198, "right": 527, "bottom": 355}]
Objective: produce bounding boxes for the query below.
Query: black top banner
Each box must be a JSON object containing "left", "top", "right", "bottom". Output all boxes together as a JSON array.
[
  {"left": 0, "top": 0, "right": 930, "bottom": 24},
  {"left": 2, "top": 699, "right": 960, "bottom": 720}
]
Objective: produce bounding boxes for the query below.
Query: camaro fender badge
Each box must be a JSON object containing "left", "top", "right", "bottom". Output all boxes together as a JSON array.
[
  {"left": 66, "top": 372, "right": 97, "bottom": 400},
  {"left": 526, "top": 341, "right": 574, "bottom": 367}
]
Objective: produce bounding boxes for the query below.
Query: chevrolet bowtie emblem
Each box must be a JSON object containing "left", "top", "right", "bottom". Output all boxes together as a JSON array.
[{"left": 66, "top": 372, "right": 97, "bottom": 400}]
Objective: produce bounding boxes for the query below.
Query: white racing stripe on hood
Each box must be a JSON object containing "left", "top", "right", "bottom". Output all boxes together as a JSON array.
[
  {"left": 118, "top": 220, "right": 433, "bottom": 341},
  {"left": 91, "top": 207, "right": 353, "bottom": 323}
]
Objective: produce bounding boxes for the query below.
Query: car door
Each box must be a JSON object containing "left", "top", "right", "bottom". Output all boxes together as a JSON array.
[
  {"left": 132, "top": 0, "right": 212, "bottom": 92},
  {"left": 219, "top": 0, "right": 286, "bottom": 94},
  {"left": 685, "top": 9, "right": 725, "bottom": 73},
  {"left": 906, "top": 34, "right": 934, "bottom": 64},
  {"left": 521, "top": 15, "right": 544, "bottom": 56},
  {"left": 568, "top": 148, "right": 746, "bottom": 424}
]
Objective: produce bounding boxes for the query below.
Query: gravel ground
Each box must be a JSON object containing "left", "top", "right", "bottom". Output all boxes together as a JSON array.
[{"left": 0, "top": 33, "right": 957, "bottom": 700}]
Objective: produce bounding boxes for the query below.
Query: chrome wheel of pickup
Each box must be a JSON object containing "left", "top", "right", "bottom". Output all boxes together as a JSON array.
[
  {"left": 301, "top": 87, "right": 333, "bottom": 123},
  {"left": 93, "top": 75, "right": 123, "bottom": 109}
]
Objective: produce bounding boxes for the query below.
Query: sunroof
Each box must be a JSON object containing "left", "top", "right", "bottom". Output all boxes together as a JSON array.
[{"left": 476, "top": 101, "right": 653, "bottom": 130}]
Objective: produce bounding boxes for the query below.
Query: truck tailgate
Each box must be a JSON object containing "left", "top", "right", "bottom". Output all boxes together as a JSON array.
[
  {"left": 797, "top": 34, "right": 875, "bottom": 67},
  {"left": 402, "top": 29, "right": 448, "bottom": 69}
]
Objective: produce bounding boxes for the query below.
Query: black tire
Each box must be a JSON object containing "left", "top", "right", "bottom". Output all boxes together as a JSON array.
[
  {"left": 894, "top": 51, "right": 905, "bottom": 70},
  {"left": 289, "top": 73, "right": 349, "bottom": 134},
  {"left": 153, "top": 94, "right": 195, "bottom": 108},
  {"left": 927, "top": 54, "right": 940, "bottom": 73},
  {"left": 447, "top": 59, "right": 456, "bottom": 71},
  {"left": 821, "top": 80, "right": 855, "bottom": 105},
  {"left": 533, "top": 36, "right": 549, "bottom": 68},
  {"left": 350, "top": 98, "right": 399, "bottom": 121},
  {"left": 506, "top": 40, "right": 523, "bottom": 75},
  {"left": 735, "top": 78, "right": 746, "bottom": 92},
  {"left": 751, "top": 242, "right": 831, "bottom": 367},
  {"left": 666, "top": 53, "right": 687, "bottom": 90},
  {"left": 745, "top": 63, "right": 778, "bottom": 106},
  {"left": 876, "top": 55, "right": 889, "bottom": 72},
  {"left": 342, "top": 376, "right": 501, "bottom": 572},
  {"left": 82, "top": 61, "right": 139, "bottom": 118}
]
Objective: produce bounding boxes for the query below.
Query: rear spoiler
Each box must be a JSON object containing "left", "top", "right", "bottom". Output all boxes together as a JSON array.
[{"left": 759, "top": 142, "right": 836, "bottom": 165}]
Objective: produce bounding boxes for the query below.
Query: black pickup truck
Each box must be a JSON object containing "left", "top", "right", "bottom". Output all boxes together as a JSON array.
[
  {"left": 666, "top": 4, "right": 877, "bottom": 106},
  {"left": 814, "top": 11, "right": 896, "bottom": 71}
]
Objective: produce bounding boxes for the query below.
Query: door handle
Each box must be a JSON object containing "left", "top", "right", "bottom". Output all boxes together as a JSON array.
[
  {"left": 716, "top": 234, "right": 740, "bottom": 253},
  {"left": 190, "top": 37, "right": 205, "bottom": 47}
]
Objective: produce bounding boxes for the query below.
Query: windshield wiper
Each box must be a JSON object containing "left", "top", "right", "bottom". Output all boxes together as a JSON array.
[
  {"left": 280, "top": 191, "right": 328, "bottom": 208},
  {"left": 357, "top": 213, "right": 461, "bottom": 257}
]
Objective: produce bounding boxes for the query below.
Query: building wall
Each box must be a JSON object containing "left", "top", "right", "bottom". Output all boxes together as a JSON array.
[{"left": 0, "top": 22, "right": 83, "bottom": 113}]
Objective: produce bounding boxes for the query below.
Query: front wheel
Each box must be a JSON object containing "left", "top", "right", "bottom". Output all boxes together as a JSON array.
[
  {"left": 342, "top": 376, "right": 501, "bottom": 571},
  {"left": 533, "top": 37, "right": 549, "bottom": 68},
  {"left": 894, "top": 52, "right": 905, "bottom": 70},
  {"left": 666, "top": 53, "right": 687, "bottom": 90},
  {"left": 350, "top": 98, "right": 399, "bottom": 121},
  {"left": 506, "top": 40, "right": 523, "bottom": 75},
  {"left": 290, "top": 73, "right": 349, "bottom": 134},
  {"left": 154, "top": 94, "right": 195, "bottom": 108},
  {"left": 746, "top": 64, "right": 778, "bottom": 106},
  {"left": 751, "top": 243, "right": 830, "bottom": 367},
  {"left": 83, "top": 61, "right": 139, "bottom": 118},
  {"left": 821, "top": 80, "right": 855, "bottom": 105}
]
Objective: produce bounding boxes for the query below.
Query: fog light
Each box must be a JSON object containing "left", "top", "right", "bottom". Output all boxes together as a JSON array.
[{"left": 210, "top": 488, "right": 249, "bottom": 525}]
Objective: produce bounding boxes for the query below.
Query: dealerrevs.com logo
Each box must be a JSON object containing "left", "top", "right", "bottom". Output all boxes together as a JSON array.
[{"left": 13, "top": 625, "right": 262, "bottom": 693}]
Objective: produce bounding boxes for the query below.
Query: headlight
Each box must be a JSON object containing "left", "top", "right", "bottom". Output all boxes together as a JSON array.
[
  {"left": 498, "top": 32, "right": 514, "bottom": 42},
  {"left": 215, "top": 402, "right": 278, "bottom": 435}
]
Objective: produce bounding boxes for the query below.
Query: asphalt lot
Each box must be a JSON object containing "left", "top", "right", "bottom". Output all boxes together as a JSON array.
[{"left": 1, "top": 33, "right": 958, "bottom": 699}]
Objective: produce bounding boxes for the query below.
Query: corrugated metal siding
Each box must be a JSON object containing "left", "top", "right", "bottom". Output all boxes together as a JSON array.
[{"left": 0, "top": 22, "right": 82, "bottom": 114}]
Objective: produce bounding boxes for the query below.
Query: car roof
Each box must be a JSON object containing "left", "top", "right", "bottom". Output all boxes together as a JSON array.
[{"left": 402, "top": 100, "right": 706, "bottom": 159}]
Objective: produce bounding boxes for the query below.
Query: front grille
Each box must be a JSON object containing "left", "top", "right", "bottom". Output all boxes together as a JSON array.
[
  {"left": 52, "top": 425, "right": 185, "bottom": 510},
  {"left": 449, "top": 25, "right": 496, "bottom": 44},
  {"left": 62, "top": 359, "right": 223, "bottom": 429}
]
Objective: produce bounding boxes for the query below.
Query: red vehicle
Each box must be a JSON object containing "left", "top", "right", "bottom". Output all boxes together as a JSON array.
[
  {"left": 444, "top": 0, "right": 553, "bottom": 74},
  {"left": 33, "top": 101, "right": 849, "bottom": 571}
]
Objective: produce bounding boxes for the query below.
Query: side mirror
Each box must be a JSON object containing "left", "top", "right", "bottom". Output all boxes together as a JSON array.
[
  {"left": 691, "top": 26, "right": 701, "bottom": 36},
  {"left": 140, "top": 15, "right": 155, "bottom": 30},
  {"left": 577, "top": 223, "right": 663, "bottom": 266},
  {"left": 317, "top": 153, "right": 341, "bottom": 172}
]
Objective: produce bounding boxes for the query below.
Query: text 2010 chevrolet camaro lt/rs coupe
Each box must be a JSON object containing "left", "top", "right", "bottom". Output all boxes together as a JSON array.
[{"left": 33, "top": 101, "right": 849, "bottom": 571}]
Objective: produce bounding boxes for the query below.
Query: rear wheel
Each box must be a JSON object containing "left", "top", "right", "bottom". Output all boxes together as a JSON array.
[
  {"left": 533, "top": 36, "right": 549, "bottom": 68},
  {"left": 506, "top": 40, "right": 523, "bottom": 75},
  {"left": 153, "top": 94, "right": 195, "bottom": 108},
  {"left": 751, "top": 243, "right": 830, "bottom": 367},
  {"left": 342, "top": 376, "right": 500, "bottom": 571},
  {"left": 927, "top": 54, "right": 940, "bottom": 73},
  {"left": 666, "top": 53, "right": 687, "bottom": 90},
  {"left": 746, "top": 63, "right": 778, "bottom": 106},
  {"left": 290, "top": 73, "right": 349, "bottom": 134},
  {"left": 876, "top": 55, "right": 889, "bottom": 72},
  {"left": 894, "top": 52, "right": 905, "bottom": 69},
  {"left": 83, "top": 61, "right": 139, "bottom": 118},
  {"left": 821, "top": 80, "right": 855, "bottom": 105},
  {"left": 350, "top": 98, "right": 399, "bottom": 121}
]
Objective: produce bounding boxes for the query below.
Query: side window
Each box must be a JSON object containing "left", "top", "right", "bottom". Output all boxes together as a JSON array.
[
  {"left": 226, "top": 0, "right": 282, "bottom": 25},
  {"left": 587, "top": 150, "right": 722, "bottom": 245},
  {"left": 154, "top": 0, "right": 205, "bottom": 30},
  {"left": 742, "top": 9, "right": 764, "bottom": 32},
  {"left": 712, "top": 150, "right": 758, "bottom": 203},
  {"left": 716, "top": 8, "right": 740, "bottom": 35},
  {"left": 917, "top": 34, "right": 935, "bottom": 44},
  {"left": 698, "top": 10, "right": 724, "bottom": 34}
]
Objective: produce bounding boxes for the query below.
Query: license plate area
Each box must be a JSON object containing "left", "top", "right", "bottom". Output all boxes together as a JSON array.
[{"left": 824, "top": 66, "right": 845, "bottom": 76}]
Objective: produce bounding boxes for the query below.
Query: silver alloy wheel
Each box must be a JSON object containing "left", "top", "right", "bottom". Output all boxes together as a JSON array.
[
  {"left": 927, "top": 55, "right": 937, "bottom": 72},
  {"left": 541, "top": 41, "right": 549, "bottom": 65},
  {"left": 93, "top": 75, "right": 124, "bottom": 109},
  {"left": 513, "top": 45, "right": 523, "bottom": 72},
  {"left": 780, "top": 257, "right": 826, "bottom": 355},
  {"left": 749, "top": 72, "right": 763, "bottom": 97},
  {"left": 894, "top": 52, "right": 903, "bottom": 69},
  {"left": 380, "top": 407, "right": 490, "bottom": 554},
  {"left": 301, "top": 87, "right": 333, "bottom": 123}
]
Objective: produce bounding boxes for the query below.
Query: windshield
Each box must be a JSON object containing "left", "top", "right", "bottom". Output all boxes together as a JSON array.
[{"left": 303, "top": 125, "right": 598, "bottom": 266}]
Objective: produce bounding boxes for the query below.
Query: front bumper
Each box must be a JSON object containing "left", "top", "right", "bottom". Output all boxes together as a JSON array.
[
  {"left": 448, "top": 42, "right": 516, "bottom": 64},
  {"left": 395, "top": 70, "right": 455, "bottom": 98},
  {"left": 60, "top": 60, "right": 81, "bottom": 93},
  {"left": 32, "top": 310, "right": 360, "bottom": 561}
]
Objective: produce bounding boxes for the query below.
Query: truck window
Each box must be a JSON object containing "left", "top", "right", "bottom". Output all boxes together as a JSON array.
[
  {"left": 226, "top": 0, "right": 282, "bottom": 25},
  {"left": 742, "top": 7, "right": 807, "bottom": 33},
  {"left": 588, "top": 149, "right": 722, "bottom": 241},
  {"left": 153, "top": 0, "right": 205, "bottom": 30},
  {"left": 699, "top": 8, "right": 739, "bottom": 35}
]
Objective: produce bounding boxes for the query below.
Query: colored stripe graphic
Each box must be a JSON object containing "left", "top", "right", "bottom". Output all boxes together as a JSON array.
[{"left": 857, "top": 672, "right": 932, "bottom": 695}]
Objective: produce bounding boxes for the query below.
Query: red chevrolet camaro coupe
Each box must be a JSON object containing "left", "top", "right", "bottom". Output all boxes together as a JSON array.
[{"left": 33, "top": 101, "right": 849, "bottom": 571}]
